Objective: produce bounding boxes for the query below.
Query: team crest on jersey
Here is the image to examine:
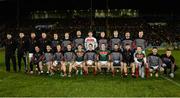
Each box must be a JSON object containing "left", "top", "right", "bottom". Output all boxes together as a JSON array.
[
  {"left": 76, "top": 51, "right": 84, "bottom": 57},
  {"left": 86, "top": 39, "right": 95, "bottom": 42},
  {"left": 99, "top": 51, "right": 109, "bottom": 55}
]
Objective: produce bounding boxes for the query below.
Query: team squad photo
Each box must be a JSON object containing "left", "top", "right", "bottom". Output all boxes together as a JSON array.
[
  {"left": 3, "top": 30, "right": 177, "bottom": 78},
  {"left": 0, "top": 0, "right": 180, "bottom": 97}
]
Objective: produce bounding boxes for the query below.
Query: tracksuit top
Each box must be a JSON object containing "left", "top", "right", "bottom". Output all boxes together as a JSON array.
[
  {"left": 109, "top": 37, "right": 121, "bottom": 50},
  {"left": 147, "top": 53, "right": 162, "bottom": 67},
  {"left": 134, "top": 38, "right": 147, "bottom": 50},
  {"left": 122, "top": 39, "right": 133, "bottom": 49},
  {"left": 51, "top": 39, "right": 61, "bottom": 49},
  {"left": 54, "top": 52, "right": 64, "bottom": 61},
  {"left": 122, "top": 49, "right": 134, "bottom": 63},
  {"left": 28, "top": 38, "right": 38, "bottom": 53},
  {"left": 32, "top": 52, "right": 43, "bottom": 62},
  {"left": 84, "top": 50, "right": 97, "bottom": 61},
  {"left": 98, "top": 38, "right": 108, "bottom": 49},
  {"left": 110, "top": 50, "right": 123, "bottom": 61},
  {"left": 161, "top": 54, "right": 175, "bottom": 66},
  {"left": 61, "top": 39, "right": 72, "bottom": 50},
  {"left": 64, "top": 51, "right": 76, "bottom": 62},
  {"left": 44, "top": 51, "right": 54, "bottom": 62},
  {"left": 73, "top": 37, "right": 84, "bottom": 48}
]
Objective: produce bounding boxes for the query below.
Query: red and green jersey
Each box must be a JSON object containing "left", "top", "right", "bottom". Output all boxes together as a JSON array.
[{"left": 97, "top": 50, "right": 111, "bottom": 61}]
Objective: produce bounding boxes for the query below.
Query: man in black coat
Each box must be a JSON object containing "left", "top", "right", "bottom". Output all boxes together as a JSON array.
[
  {"left": 17, "top": 32, "right": 28, "bottom": 72},
  {"left": 3, "top": 33, "right": 17, "bottom": 72}
]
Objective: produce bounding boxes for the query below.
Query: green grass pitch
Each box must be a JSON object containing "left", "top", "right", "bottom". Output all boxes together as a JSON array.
[{"left": 0, "top": 49, "right": 180, "bottom": 97}]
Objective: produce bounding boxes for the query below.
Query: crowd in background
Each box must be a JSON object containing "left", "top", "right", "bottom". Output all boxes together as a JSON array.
[{"left": 0, "top": 18, "right": 180, "bottom": 49}]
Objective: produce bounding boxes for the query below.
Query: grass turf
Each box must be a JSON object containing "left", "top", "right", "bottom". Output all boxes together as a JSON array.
[{"left": 0, "top": 50, "right": 180, "bottom": 97}]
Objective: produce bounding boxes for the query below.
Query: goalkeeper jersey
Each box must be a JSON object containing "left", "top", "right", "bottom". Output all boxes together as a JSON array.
[
  {"left": 134, "top": 52, "right": 146, "bottom": 63},
  {"left": 84, "top": 37, "right": 98, "bottom": 50}
]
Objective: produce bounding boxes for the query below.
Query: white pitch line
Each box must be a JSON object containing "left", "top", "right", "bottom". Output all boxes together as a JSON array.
[{"left": 161, "top": 75, "right": 180, "bottom": 87}]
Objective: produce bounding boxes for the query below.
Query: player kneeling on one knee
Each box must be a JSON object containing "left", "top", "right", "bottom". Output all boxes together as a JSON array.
[
  {"left": 30, "top": 46, "right": 44, "bottom": 74},
  {"left": 161, "top": 49, "right": 177, "bottom": 78},
  {"left": 147, "top": 47, "right": 163, "bottom": 78},
  {"left": 122, "top": 44, "right": 135, "bottom": 77},
  {"left": 134, "top": 46, "right": 149, "bottom": 78},
  {"left": 83, "top": 44, "right": 97, "bottom": 76},
  {"left": 109, "top": 44, "right": 123, "bottom": 76}
]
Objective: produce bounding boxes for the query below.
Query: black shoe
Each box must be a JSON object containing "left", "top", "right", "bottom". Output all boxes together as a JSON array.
[{"left": 124, "top": 74, "right": 128, "bottom": 77}]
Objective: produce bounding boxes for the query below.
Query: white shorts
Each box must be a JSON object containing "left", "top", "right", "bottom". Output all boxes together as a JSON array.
[
  {"left": 136, "top": 62, "right": 143, "bottom": 67},
  {"left": 76, "top": 61, "right": 83, "bottom": 65},
  {"left": 87, "top": 60, "right": 94, "bottom": 65},
  {"left": 52, "top": 61, "right": 58, "bottom": 67},
  {"left": 29, "top": 53, "right": 33, "bottom": 59},
  {"left": 150, "top": 66, "right": 159, "bottom": 70},
  {"left": 99, "top": 61, "right": 108, "bottom": 65},
  {"left": 114, "top": 60, "right": 120, "bottom": 64}
]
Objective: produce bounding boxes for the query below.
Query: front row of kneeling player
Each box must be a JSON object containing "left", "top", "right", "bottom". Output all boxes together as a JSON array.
[{"left": 30, "top": 43, "right": 177, "bottom": 78}]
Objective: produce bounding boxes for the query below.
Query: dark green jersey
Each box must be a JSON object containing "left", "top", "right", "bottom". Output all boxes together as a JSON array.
[
  {"left": 97, "top": 50, "right": 110, "bottom": 61},
  {"left": 75, "top": 50, "right": 84, "bottom": 62}
]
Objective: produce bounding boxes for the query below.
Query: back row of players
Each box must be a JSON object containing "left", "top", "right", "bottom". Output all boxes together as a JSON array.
[{"left": 3, "top": 30, "right": 177, "bottom": 78}]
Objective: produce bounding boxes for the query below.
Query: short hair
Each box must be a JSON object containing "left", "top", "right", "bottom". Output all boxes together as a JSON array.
[
  {"left": 137, "top": 46, "right": 142, "bottom": 48},
  {"left": 88, "top": 30, "right": 93, "bottom": 32},
  {"left": 152, "top": 47, "right": 158, "bottom": 49},
  {"left": 89, "top": 43, "right": 93, "bottom": 46},
  {"left": 114, "top": 30, "right": 118, "bottom": 32},
  {"left": 57, "top": 44, "right": 61, "bottom": 46},
  {"left": 125, "top": 43, "right": 130, "bottom": 46},
  {"left": 7, "top": 32, "right": 12, "bottom": 35},
  {"left": 53, "top": 33, "right": 58, "bottom": 35},
  {"left": 46, "top": 44, "right": 51, "bottom": 47},
  {"left": 35, "top": 46, "right": 39, "bottom": 48},
  {"left": 166, "top": 49, "right": 171, "bottom": 51},
  {"left": 139, "top": 30, "right": 143, "bottom": 32},
  {"left": 125, "top": 31, "right": 130, "bottom": 34},
  {"left": 67, "top": 44, "right": 72, "bottom": 46},
  {"left": 114, "top": 44, "right": 118, "bottom": 46},
  {"left": 77, "top": 44, "right": 83, "bottom": 46}
]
